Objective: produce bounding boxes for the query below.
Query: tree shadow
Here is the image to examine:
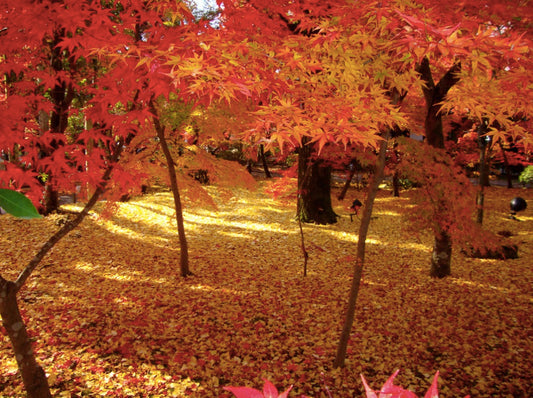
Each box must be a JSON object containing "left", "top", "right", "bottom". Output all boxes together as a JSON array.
[{"left": 1, "top": 185, "right": 531, "bottom": 397}]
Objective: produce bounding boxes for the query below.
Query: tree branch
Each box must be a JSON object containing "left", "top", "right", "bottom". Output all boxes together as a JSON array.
[
  {"left": 416, "top": 57, "right": 435, "bottom": 106},
  {"left": 14, "top": 144, "right": 123, "bottom": 292}
]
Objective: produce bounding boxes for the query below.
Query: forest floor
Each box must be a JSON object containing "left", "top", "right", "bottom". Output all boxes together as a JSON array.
[{"left": 0, "top": 180, "right": 532, "bottom": 397}]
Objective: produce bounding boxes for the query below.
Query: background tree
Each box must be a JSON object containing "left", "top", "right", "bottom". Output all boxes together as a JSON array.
[{"left": 392, "top": 0, "right": 533, "bottom": 276}]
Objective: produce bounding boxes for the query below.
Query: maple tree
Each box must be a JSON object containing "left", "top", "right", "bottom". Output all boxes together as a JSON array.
[
  {"left": 0, "top": 0, "right": 152, "bottom": 394},
  {"left": 1, "top": 0, "right": 532, "bottom": 396},
  {"left": 0, "top": 0, "right": 259, "bottom": 395},
  {"left": 395, "top": 0, "right": 533, "bottom": 276},
  {"left": 220, "top": 0, "right": 399, "bottom": 225}
]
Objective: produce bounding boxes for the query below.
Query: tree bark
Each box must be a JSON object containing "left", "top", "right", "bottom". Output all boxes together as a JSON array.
[
  {"left": 334, "top": 133, "right": 389, "bottom": 368},
  {"left": 498, "top": 141, "right": 513, "bottom": 189},
  {"left": 151, "top": 100, "right": 191, "bottom": 277},
  {"left": 476, "top": 120, "right": 490, "bottom": 224},
  {"left": 417, "top": 57, "right": 461, "bottom": 278},
  {"left": 430, "top": 230, "right": 452, "bottom": 278},
  {"left": 297, "top": 138, "right": 337, "bottom": 224},
  {"left": 337, "top": 159, "right": 357, "bottom": 201},
  {"left": 392, "top": 170, "right": 400, "bottom": 197},
  {"left": 259, "top": 144, "right": 272, "bottom": 178},
  {"left": 42, "top": 32, "right": 76, "bottom": 215},
  {"left": 0, "top": 278, "right": 51, "bottom": 398}
]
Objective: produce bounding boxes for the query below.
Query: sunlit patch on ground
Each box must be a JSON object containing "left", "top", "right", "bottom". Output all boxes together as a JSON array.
[{"left": 0, "top": 183, "right": 531, "bottom": 397}]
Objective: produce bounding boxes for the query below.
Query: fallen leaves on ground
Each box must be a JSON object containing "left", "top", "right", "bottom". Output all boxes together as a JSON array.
[{"left": 0, "top": 182, "right": 531, "bottom": 397}]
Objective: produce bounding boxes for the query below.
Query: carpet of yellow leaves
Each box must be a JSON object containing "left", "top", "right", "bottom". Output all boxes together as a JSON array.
[{"left": 0, "top": 182, "right": 531, "bottom": 397}]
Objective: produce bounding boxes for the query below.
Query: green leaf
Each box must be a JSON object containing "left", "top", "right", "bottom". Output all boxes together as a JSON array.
[{"left": 0, "top": 189, "right": 42, "bottom": 219}]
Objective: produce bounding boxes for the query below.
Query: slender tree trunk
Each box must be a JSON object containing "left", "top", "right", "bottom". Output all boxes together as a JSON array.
[
  {"left": 0, "top": 148, "right": 122, "bottom": 398},
  {"left": 151, "top": 100, "right": 191, "bottom": 277},
  {"left": 476, "top": 128, "right": 486, "bottom": 225},
  {"left": 499, "top": 141, "right": 513, "bottom": 189},
  {"left": 297, "top": 138, "right": 337, "bottom": 224},
  {"left": 42, "top": 32, "right": 76, "bottom": 215},
  {"left": 334, "top": 133, "right": 389, "bottom": 369},
  {"left": 476, "top": 187, "right": 485, "bottom": 225},
  {"left": 337, "top": 159, "right": 357, "bottom": 201},
  {"left": 392, "top": 170, "right": 400, "bottom": 197},
  {"left": 417, "top": 57, "right": 460, "bottom": 278},
  {"left": 476, "top": 121, "right": 490, "bottom": 224},
  {"left": 259, "top": 144, "right": 272, "bottom": 178},
  {"left": 0, "top": 279, "right": 51, "bottom": 398},
  {"left": 297, "top": 159, "right": 313, "bottom": 277}
]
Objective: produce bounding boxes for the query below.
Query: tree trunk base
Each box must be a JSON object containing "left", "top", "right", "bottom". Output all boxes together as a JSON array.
[{"left": 430, "top": 231, "right": 452, "bottom": 278}]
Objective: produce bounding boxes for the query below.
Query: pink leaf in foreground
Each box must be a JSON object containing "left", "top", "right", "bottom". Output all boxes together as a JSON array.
[
  {"left": 223, "top": 386, "right": 264, "bottom": 398},
  {"left": 424, "top": 371, "right": 439, "bottom": 398}
]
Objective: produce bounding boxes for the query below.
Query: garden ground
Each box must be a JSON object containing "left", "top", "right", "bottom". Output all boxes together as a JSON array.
[{"left": 0, "top": 181, "right": 532, "bottom": 397}]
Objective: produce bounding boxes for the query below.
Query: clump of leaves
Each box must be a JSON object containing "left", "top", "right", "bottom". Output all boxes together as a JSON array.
[
  {"left": 225, "top": 371, "right": 449, "bottom": 398},
  {"left": 518, "top": 165, "right": 533, "bottom": 186},
  {"left": 361, "top": 370, "right": 440, "bottom": 398},
  {"left": 224, "top": 378, "right": 293, "bottom": 398}
]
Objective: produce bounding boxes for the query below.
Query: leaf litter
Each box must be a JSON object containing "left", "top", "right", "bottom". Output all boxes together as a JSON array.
[{"left": 0, "top": 182, "right": 531, "bottom": 397}]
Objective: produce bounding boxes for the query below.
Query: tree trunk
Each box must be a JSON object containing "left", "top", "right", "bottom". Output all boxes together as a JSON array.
[
  {"left": 430, "top": 230, "right": 452, "bottom": 278},
  {"left": 334, "top": 133, "right": 389, "bottom": 368},
  {"left": 337, "top": 159, "right": 357, "bottom": 201},
  {"left": 0, "top": 279, "right": 51, "bottom": 398},
  {"left": 259, "top": 144, "right": 272, "bottom": 178},
  {"left": 151, "top": 100, "right": 191, "bottom": 277},
  {"left": 499, "top": 141, "right": 513, "bottom": 189},
  {"left": 43, "top": 183, "right": 59, "bottom": 216},
  {"left": 476, "top": 121, "right": 490, "bottom": 224},
  {"left": 417, "top": 57, "right": 460, "bottom": 278},
  {"left": 42, "top": 33, "right": 76, "bottom": 215},
  {"left": 297, "top": 139, "right": 337, "bottom": 224},
  {"left": 392, "top": 170, "right": 400, "bottom": 197}
]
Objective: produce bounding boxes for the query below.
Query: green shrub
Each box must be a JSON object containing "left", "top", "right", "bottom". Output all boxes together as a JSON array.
[{"left": 518, "top": 165, "right": 533, "bottom": 185}]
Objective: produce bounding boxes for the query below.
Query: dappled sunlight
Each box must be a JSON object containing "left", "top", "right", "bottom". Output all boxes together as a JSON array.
[
  {"left": 187, "top": 283, "right": 248, "bottom": 297},
  {"left": 100, "top": 218, "right": 178, "bottom": 243},
  {"left": 1, "top": 185, "right": 531, "bottom": 397},
  {"left": 185, "top": 212, "right": 294, "bottom": 234},
  {"left": 320, "top": 228, "right": 358, "bottom": 244},
  {"left": 374, "top": 210, "right": 401, "bottom": 217},
  {"left": 218, "top": 231, "right": 253, "bottom": 239},
  {"left": 451, "top": 277, "right": 533, "bottom": 303},
  {"left": 73, "top": 260, "right": 171, "bottom": 285},
  {"left": 397, "top": 241, "right": 430, "bottom": 252}
]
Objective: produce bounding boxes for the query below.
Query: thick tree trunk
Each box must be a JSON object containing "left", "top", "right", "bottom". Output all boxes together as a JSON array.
[
  {"left": 417, "top": 57, "right": 460, "bottom": 278},
  {"left": 334, "top": 133, "right": 389, "bottom": 368},
  {"left": 430, "top": 230, "right": 452, "bottom": 278},
  {"left": 151, "top": 100, "right": 191, "bottom": 277},
  {"left": 476, "top": 188, "right": 485, "bottom": 225},
  {"left": 392, "top": 170, "right": 400, "bottom": 197},
  {"left": 43, "top": 183, "right": 59, "bottom": 216},
  {"left": 259, "top": 144, "right": 272, "bottom": 178},
  {"left": 42, "top": 33, "right": 76, "bottom": 215},
  {"left": 297, "top": 139, "right": 337, "bottom": 224}
]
